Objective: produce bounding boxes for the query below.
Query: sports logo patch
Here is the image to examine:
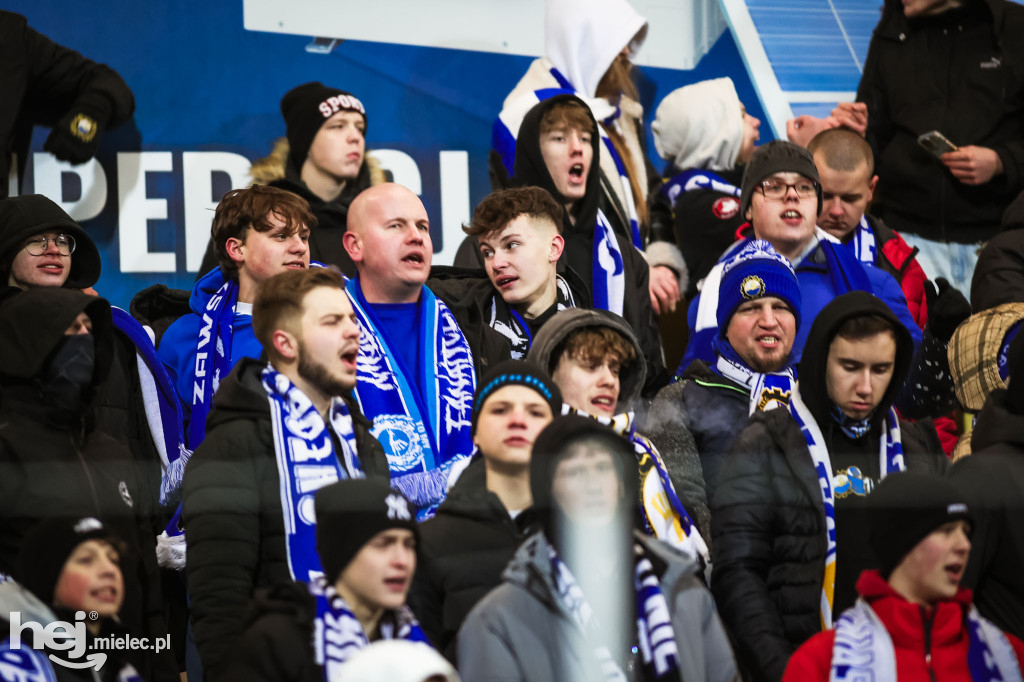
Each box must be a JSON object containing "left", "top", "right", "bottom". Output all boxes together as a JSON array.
[
  {"left": 713, "top": 196, "right": 740, "bottom": 220},
  {"left": 740, "top": 275, "right": 765, "bottom": 299}
]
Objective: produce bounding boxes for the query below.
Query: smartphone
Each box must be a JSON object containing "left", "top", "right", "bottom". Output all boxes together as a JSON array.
[{"left": 917, "top": 130, "right": 959, "bottom": 158}]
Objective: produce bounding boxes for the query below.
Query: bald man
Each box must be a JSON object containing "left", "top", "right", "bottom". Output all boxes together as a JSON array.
[{"left": 342, "top": 183, "right": 477, "bottom": 517}]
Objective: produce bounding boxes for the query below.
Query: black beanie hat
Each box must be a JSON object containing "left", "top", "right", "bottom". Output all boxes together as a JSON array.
[
  {"left": 867, "top": 472, "right": 973, "bottom": 578},
  {"left": 740, "top": 140, "right": 822, "bottom": 218},
  {"left": 280, "top": 82, "right": 367, "bottom": 173},
  {"left": 1005, "top": 328, "right": 1024, "bottom": 414},
  {"left": 315, "top": 479, "right": 418, "bottom": 584},
  {"left": 472, "top": 360, "right": 563, "bottom": 435},
  {"left": 16, "top": 516, "right": 123, "bottom": 606}
]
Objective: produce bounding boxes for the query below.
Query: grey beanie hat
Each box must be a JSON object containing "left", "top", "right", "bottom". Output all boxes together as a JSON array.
[{"left": 739, "top": 140, "right": 822, "bottom": 218}]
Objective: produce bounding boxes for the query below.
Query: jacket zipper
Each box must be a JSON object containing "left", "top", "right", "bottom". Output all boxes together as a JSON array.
[
  {"left": 921, "top": 605, "right": 937, "bottom": 682},
  {"left": 71, "top": 432, "right": 103, "bottom": 514}
]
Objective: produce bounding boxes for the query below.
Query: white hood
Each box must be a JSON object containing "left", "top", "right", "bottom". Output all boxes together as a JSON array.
[
  {"left": 651, "top": 77, "right": 744, "bottom": 172},
  {"left": 544, "top": 0, "right": 647, "bottom": 100}
]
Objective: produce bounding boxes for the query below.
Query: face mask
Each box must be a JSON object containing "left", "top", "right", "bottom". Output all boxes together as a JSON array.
[{"left": 43, "top": 334, "right": 96, "bottom": 413}]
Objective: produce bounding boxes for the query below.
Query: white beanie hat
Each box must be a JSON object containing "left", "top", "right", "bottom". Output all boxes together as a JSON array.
[{"left": 334, "top": 641, "right": 460, "bottom": 682}]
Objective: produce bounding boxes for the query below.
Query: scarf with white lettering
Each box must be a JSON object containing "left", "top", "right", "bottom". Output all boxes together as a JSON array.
[
  {"left": 564, "top": 406, "right": 709, "bottom": 568},
  {"left": 712, "top": 337, "right": 795, "bottom": 415},
  {"left": 187, "top": 277, "right": 237, "bottom": 450},
  {"left": 788, "top": 391, "right": 905, "bottom": 629},
  {"left": 310, "top": 575, "right": 428, "bottom": 681},
  {"left": 830, "top": 599, "right": 1022, "bottom": 682},
  {"left": 0, "top": 638, "right": 58, "bottom": 682},
  {"left": 263, "top": 364, "right": 363, "bottom": 582},
  {"left": 488, "top": 275, "right": 576, "bottom": 359},
  {"left": 658, "top": 169, "right": 740, "bottom": 207},
  {"left": 549, "top": 542, "right": 681, "bottom": 682},
  {"left": 845, "top": 216, "right": 878, "bottom": 266},
  {"left": 346, "top": 279, "right": 475, "bottom": 516},
  {"left": 593, "top": 209, "right": 628, "bottom": 317}
]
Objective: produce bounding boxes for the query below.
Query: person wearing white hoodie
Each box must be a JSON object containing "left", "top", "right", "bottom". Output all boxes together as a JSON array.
[
  {"left": 649, "top": 77, "right": 761, "bottom": 296},
  {"left": 490, "top": 0, "right": 686, "bottom": 316}
]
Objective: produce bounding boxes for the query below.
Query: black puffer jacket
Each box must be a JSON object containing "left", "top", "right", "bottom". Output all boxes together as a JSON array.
[
  {"left": 951, "top": 388, "right": 1024, "bottom": 640},
  {"left": 858, "top": 0, "right": 1024, "bottom": 243},
  {"left": 0, "top": 11, "right": 135, "bottom": 200},
  {"left": 408, "top": 458, "right": 537, "bottom": 662},
  {"left": 182, "top": 357, "right": 389, "bottom": 681},
  {"left": 710, "top": 292, "right": 946, "bottom": 682},
  {"left": 971, "top": 227, "right": 1024, "bottom": 312},
  {"left": 0, "top": 289, "right": 172, "bottom": 681}
]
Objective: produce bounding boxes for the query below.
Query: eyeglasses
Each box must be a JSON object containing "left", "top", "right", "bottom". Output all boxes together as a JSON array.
[
  {"left": 23, "top": 234, "right": 76, "bottom": 256},
  {"left": 758, "top": 179, "right": 819, "bottom": 200}
]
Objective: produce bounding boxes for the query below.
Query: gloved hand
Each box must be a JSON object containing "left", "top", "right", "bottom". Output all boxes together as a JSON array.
[
  {"left": 43, "top": 100, "right": 109, "bottom": 164},
  {"left": 924, "top": 277, "right": 971, "bottom": 343}
]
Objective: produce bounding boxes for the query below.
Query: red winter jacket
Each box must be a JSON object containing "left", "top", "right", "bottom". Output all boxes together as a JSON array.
[{"left": 783, "top": 571, "right": 1024, "bottom": 682}]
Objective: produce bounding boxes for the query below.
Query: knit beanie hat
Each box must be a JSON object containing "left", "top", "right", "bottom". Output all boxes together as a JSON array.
[
  {"left": 280, "top": 82, "right": 367, "bottom": 172},
  {"left": 867, "top": 472, "right": 973, "bottom": 578},
  {"left": 17, "top": 516, "right": 123, "bottom": 606},
  {"left": 315, "top": 479, "right": 417, "bottom": 584},
  {"left": 717, "top": 239, "right": 802, "bottom": 334},
  {"left": 739, "top": 140, "right": 822, "bottom": 218},
  {"left": 472, "top": 359, "right": 563, "bottom": 435},
  {"left": 333, "top": 640, "right": 459, "bottom": 682}
]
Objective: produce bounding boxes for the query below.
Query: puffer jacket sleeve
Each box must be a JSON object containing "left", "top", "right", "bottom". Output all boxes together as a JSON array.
[
  {"left": 711, "top": 420, "right": 795, "bottom": 682},
  {"left": 666, "top": 571, "right": 739, "bottom": 682},
  {"left": 457, "top": 599, "right": 529, "bottom": 682},
  {"left": 182, "top": 422, "right": 268, "bottom": 682}
]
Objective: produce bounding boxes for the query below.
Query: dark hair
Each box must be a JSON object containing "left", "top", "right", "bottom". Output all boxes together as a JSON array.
[
  {"left": 807, "top": 127, "right": 875, "bottom": 176},
  {"left": 252, "top": 267, "right": 346, "bottom": 361},
  {"left": 466, "top": 187, "right": 564, "bottom": 237},
  {"left": 212, "top": 185, "right": 316, "bottom": 279},
  {"left": 548, "top": 326, "right": 636, "bottom": 376},
  {"left": 834, "top": 313, "right": 896, "bottom": 342}
]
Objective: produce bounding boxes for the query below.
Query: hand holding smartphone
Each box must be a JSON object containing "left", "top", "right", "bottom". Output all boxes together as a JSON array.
[{"left": 917, "top": 130, "right": 959, "bottom": 158}]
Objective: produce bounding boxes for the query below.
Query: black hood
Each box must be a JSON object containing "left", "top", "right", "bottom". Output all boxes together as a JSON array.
[
  {"left": 0, "top": 195, "right": 102, "bottom": 289},
  {"left": 513, "top": 94, "right": 602, "bottom": 233},
  {"left": 971, "top": 388, "right": 1024, "bottom": 452},
  {"left": 797, "top": 291, "right": 913, "bottom": 429},
  {"left": 0, "top": 287, "right": 113, "bottom": 385}
]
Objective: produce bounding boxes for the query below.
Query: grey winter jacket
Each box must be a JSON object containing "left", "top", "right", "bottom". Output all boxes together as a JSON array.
[{"left": 457, "top": 531, "right": 738, "bottom": 682}]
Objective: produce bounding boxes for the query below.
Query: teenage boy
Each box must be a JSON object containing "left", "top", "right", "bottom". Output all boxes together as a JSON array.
[
  {"left": 430, "top": 186, "right": 587, "bottom": 374},
  {"left": 409, "top": 360, "right": 562, "bottom": 661},
  {"left": 182, "top": 268, "right": 389, "bottom": 681},
  {"left": 711, "top": 292, "right": 946, "bottom": 682},
  {"left": 647, "top": 240, "right": 801, "bottom": 502},
  {"left": 228, "top": 479, "right": 429, "bottom": 681},
  {"left": 783, "top": 472, "right": 1024, "bottom": 681},
  {"left": 528, "top": 307, "right": 710, "bottom": 560},
  {"left": 343, "top": 182, "right": 476, "bottom": 517},
  {"left": 159, "top": 185, "right": 311, "bottom": 448}
]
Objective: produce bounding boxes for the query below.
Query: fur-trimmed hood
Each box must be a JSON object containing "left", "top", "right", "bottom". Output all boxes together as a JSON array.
[{"left": 248, "top": 137, "right": 388, "bottom": 187}]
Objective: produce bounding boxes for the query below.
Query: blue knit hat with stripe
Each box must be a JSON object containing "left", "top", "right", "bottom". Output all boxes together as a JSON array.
[{"left": 717, "top": 239, "right": 802, "bottom": 334}]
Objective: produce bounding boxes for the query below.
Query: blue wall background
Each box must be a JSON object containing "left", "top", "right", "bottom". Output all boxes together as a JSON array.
[{"left": 9, "top": 1, "right": 770, "bottom": 308}]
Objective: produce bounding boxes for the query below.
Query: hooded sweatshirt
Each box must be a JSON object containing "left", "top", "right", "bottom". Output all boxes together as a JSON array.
[
  {"left": 515, "top": 96, "right": 667, "bottom": 393},
  {"left": 0, "top": 194, "right": 102, "bottom": 289}
]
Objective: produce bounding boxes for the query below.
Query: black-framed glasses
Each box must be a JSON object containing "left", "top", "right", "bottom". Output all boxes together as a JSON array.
[
  {"left": 758, "top": 179, "right": 819, "bottom": 200},
  {"left": 23, "top": 234, "right": 76, "bottom": 256}
]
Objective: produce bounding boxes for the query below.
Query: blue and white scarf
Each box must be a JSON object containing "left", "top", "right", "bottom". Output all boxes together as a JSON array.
[
  {"left": 187, "top": 277, "right": 238, "bottom": 449},
  {"left": 831, "top": 599, "right": 1022, "bottom": 682},
  {"left": 488, "top": 275, "right": 576, "bottom": 359},
  {"left": 565, "top": 407, "right": 709, "bottom": 568},
  {"left": 658, "top": 169, "right": 740, "bottom": 206},
  {"left": 789, "top": 391, "right": 905, "bottom": 629},
  {"left": 310, "top": 575, "right": 428, "bottom": 681},
  {"left": 0, "top": 639, "right": 58, "bottom": 682},
  {"left": 550, "top": 542, "right": 681, "bottom": 682},
  {"left": 263, "top": 364, "right": 363, "bottom": 582},
  {"left": 713, "top": 339, "right": 795, "bottom": 415},
  {"left": 845, "top": 216, "right": 878, "bottom": 266},
  {"left": 593, "top": 209, "right": 627, "bottom": 317},
  {"left": 346, "top": 279, "right": 475, "bottom": 516}
]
